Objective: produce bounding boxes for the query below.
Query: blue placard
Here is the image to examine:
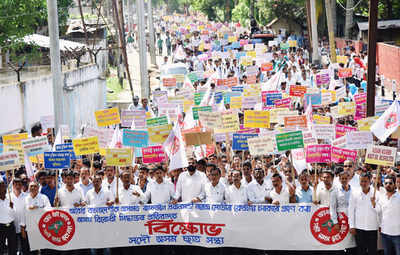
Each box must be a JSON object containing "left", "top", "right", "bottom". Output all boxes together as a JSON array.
[
  {"left": 232, "top": 86, "right": 244, "bottom": 92},
  {"left": 122, "top": 129, "right": 149, "bottom": 147},
  {"left": 231, "top": 42, "right": 241, "bottom": 49},
  {"left": 235, "top": 52, "right": 246, "bottom": 59},
  {"left": 0, "top": 143, "right": 3, "bottom": 154},
  {"left": 44, "top": 152, "right": 71, "bottom": 169},
  {"left": 266, "top": 93, "right": 282, "bottom": 106},
  {"left": 232, "top": 133, "right": 258, "bottom": 151},
  {"left": 304, "top": 93, "right": 322, "bottom": 107},
  {"left": 55, "top": 143, "right": 80, "bottom": 160},
  {"left": 214, "top": 92, "right": 223, "bottom": 104}
]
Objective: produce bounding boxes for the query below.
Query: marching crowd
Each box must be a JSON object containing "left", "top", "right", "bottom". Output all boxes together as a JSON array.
[{"left": 2, "top": 14, "right": 400, "bottom": 255}]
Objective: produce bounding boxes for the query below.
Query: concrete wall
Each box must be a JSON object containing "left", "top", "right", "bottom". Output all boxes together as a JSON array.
[
  {"left": 377, "top": 43, "right": 400, "bottom": 93},
  {"left": 0, "top": 64, "right": 106, "bottom": 136}
]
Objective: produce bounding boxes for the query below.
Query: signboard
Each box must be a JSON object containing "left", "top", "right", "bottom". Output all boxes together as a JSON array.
[
  {"left": 335, "top": 124, "right": 357, "bottom": 138},
  {"left": 142, "top": 146, "right": 167, "bottom": 164},
  {"left": 21, "top": 136, "right": 49, "bottom": 157},
  {"left": 313, "top": 124, "right": 335, "bottom": 140},
  {"left": 284, "top": 116, "right": 307, "bottom": 129},
  {"left": 192, "top": 106, "right": 212, "bottom": 120},
  {"left": 40, "top": 115, "right": 55, "bottom": 130},
  {"left": 275, "top": 131, "right": 304, "bottom": 151},
  {"left": 232, "top": 133, "right": 258, "bottom": 151},
  {"left": 345, "top": 131, "right": 373, "bottom": 150},
  {"left": 198, "top": 112, "right": 223, "bottom": 129},
  {"left": 244, "top": 110, "right": 270, "bottom": 128},
  {"left": 248, "top": 136, "right": 275, "bottom": 156},
  {"left": 122, "top": 130, "right": 149, "bottom": 147},
  {"left": 184, "top": 132, "right": 213, "bottom": 146},
  {"left": 0, "top": 151, "right": 19, "bottom": 170},
  {"left": 44, "top": 152, "right": 71, "bottom": 169},
  {"left": 306, "top": 145, "right": 331, "bottom": 163},
  {"left": 331, "top": 147, "right": 357, "bottom": 163},
  {"left": 105, "top": 148, "right": 133, "bottom": 166},
  {"left": 55, "top": 143, "right": 80, "bottom": 160},
  {"left": 72, "top": 137, "right": 100, "bottom": 155},
  {"left": 146, "top": 116, "right": 168, "bottom": 127},
  {"left": 365, "top": 145, "right": 396, "bottom": 166},
  {"left": 95, "top": 108, "right": 121, "bottom": 127}
]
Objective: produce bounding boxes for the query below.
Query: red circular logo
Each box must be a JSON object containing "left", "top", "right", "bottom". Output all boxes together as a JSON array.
[
  {"left": 38, "top": 210, "right": 75, "bottom": 246},
  {"left": 310, "top": 207, "right": 349, "bottom": 245}
]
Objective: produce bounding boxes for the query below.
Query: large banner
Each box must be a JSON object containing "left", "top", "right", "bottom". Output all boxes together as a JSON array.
[{"left": 26, "top": 204, "right": 355, "bottom": 251}]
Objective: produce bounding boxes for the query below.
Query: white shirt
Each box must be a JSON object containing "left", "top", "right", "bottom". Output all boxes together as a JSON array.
[
  {"left": 0, "top": 197, "right": 15, "bottom": 224},
  {"left": 241, "top": 177, "right": 253, "bottom": 187},
  {"left": 23, "top": 193, "right": 51, "bottom": 230},
  {"left": 316, "top": 184, "right": 334, "bottom": 206},
  {"left": 102, "top": 178, "right": 122, "bottom": 197},
  {"left": 247, "top": 180, "right": 272, "bottom": 204},
  {"left": 270, "top": 186, "right": 290, "bottom": 205},
  {"left": 204, "top": 181, "right": 226, "bottom": 203},
  {"left": 85, "top": 188, "right": 114, "bottom": 206},
  {"left": 225, "top": 184, "right": 248, "bottom": 204},
  {"left": 10, "top": 191, "right": 27, "bottom": 233},
  {"left": 118, "top": 184, "right": 146, "bottom": 205},
  {"left": 174, "top": 171, "right": 205, "bottom": 202},
  {"left": 58, "top": 187, "right": 84, "bottom": 207},
  {"left": 76, "top": 181, "right": 93, "bottom": 197},
  {"left": 348, "top": 188, "right": 379, "bottom": 230},
  {"left": 376, "top": 192, "right": 400, "bottom": 236},
  {"left": 329, "top": 186, "right": 351, "bottom": 224},
  {"left": 145, "top": 180, "right": 175, "bottom": 204}
]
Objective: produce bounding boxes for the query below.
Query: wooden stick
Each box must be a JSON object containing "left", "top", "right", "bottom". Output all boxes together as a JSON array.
[
  {"left": 6, "top": 170, "right": 12, "bottom": 203},
  {"left": 89, "top": 154, "right": 94, "bottom": 176},
  {"left": 313, "top": 164, "right": 318, "bottom": 202},
  {"left": 289, "top": 152, "right": 295, "bottom": 183},
  {"left": 116, "top": 166, "right": 120, "bottom": 202},
  {"left": 373, "top": 165, "right": 381, "bottom": 198},
  {"left": 55, "top": 170, "right": 59, "bottom": 207}
]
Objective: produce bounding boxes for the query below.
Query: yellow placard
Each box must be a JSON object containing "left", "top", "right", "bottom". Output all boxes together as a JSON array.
[
  {"left": 244, "top": 110, "right": 270, "bottom": 128},
  {"left": 184, "top": 100, "right": 194, "bottom": 112},
  {"left": 228, "top": 36, "right": 236, "bottom": 43},
  {"left": 338, "top": 102, "right": 356, "bottom": 116},
  {"left": 313, "top": 114, "right": 331, "bottom": 124},
  {"left": 95, "top": 108, "right": 121, "bottom": 127},
  {"left": 337, "top": 55, "right": 348, "bottom": 64},
  {"left": 72, "top": 136, "right": 100, "bottom": 155},
  {"left": 357, "top": 116, "right": 379, "bottom": 131},
  {"left": 3, "top": 133, "right": 28, "bottom": 146},
  {"left": 173, "top": 74, "right": 185, "bottom": 83},
  {"left": 215, "top": 113, "right": 239, "bottom": 133},
  {"left": 288, "top": 40, "right": 297, "bottom": 47},
  {"left": 99, "top": 148, "right": 107, "bottom": 156},
  {"left": 243, "top": 88, "right": 259, "bottom": 97},
  {"left": 247, "top": 51, "right": 256, "bottom": 59},
  {"left": 148, "top": 124, "right": 172, "bottom": 144},
  {"left": 4, "top": 144, "right": 25, "bottom": 165},
  {"left": 230, "top": 97, "right": 242, "bottom": 109},
  {"left": 240, "top": 56, "right": 252, "bottom": 66},
  {"left": 270, "top": 108, "right": 291, "bottom": 123},
  {"left": 105, "top": 148, "right": 133, "bottom": 167}
]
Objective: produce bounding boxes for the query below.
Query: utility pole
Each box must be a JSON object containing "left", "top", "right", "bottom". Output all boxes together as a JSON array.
[
  {"left": 47, "top": 0, "right": 64, "bottom": 131},
  {"left": 148, "top": 0, "right": 157, "bottom": 66},
  {"left": 367, "top": 0, "right": 378, "bottom": 117},
  {"left": 305, "top": 0, "right": 313, "bottom": 53},
  {"left": 136, "top": 0, "right": 149, "bottom": 98},
  {"left": 324, "top": 0, "right": 337, "bottom": 63},
  {"left": 310, "top": 0, "right": 319, "bottom": 64}
]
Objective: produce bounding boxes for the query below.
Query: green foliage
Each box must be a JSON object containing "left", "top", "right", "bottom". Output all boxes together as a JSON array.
[
  {"left": 257, "top": 0, "right": 306, "bottom": 26},
  {"left": 232, "top": 0, "right": 250, "bottom": 26},
  {"left": 190, "top": 0, "right": 225, "bottom": 21}
]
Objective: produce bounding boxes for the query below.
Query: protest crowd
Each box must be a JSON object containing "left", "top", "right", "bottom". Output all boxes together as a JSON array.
[{"left": 1, "top": 14, "right": 400, "bottom": 255}]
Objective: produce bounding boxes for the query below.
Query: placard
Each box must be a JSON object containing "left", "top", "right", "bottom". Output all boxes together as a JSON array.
[
  {"left": 55, "top": 143, "right": 80, "bottom": 160},
  {"left": 232, "top": 133, "right": 258, "bottom": 151},
  {"left": 365, "top": 145, "right": 396, "bottom": 166},
  {"left": 148, "top": 124, "right": 172, "bottom": 144},
  {"left": 244, "top": 110, "right": 270, "bottom": 128},
  {"left": 184, "top": 131, "right": 213, "bottom": 146},
  {"left": 72, "top": 137, "right": 100, "bottom": 155},
  {"left": 316, "top": 72, "right": 330, "bottom": 87},
  {"left": 192, "top": 106, "right": 212, "bottom": 120},
  {"left": 21, "top": 136, "right": 49, "bottom": 157},
  {"left": 162, "top": 78, "right": 177, "bottom": 87},
  {"left": 122, "top": 130, "right": 149, "bottom": 147},
  {"left": 95, "top": 108, "right": 121, "bottom": 127},
  {"left": 331, "top": 147, "right": 357, "bottom": 163},
  {"left": 0, "top": 151, "right": 20, "bottom": 170},
  {"left": 306, "top": 144, "right": 331, "bottom": 163},
  {"left": 146, "top": 116, "right": 168, "bottom": 127},
  {"left": 338, "top": 102, "right": 356, "bottom": 116},
  {"left": 302, "top": 130, "right": 317, "bottom": 146},
  {"left": 335, "top": 124, "right": 357, "bottom": 138},
  {"left": 44, "top": 152, "right": 71, "bottom": 169},
  {"left": 354, "top": 93, "right": 367, "bottom": 105},
  {"left": 142, "top": 146, "right": 167, "bottom": 164},
  {"left": 2, "top": 133, "right": 28, "bottom": 146},
  {"left": 332, "top": 136, "right": 346, "bottom": 148},
  {"left": 290, "top": 85, "right": 307, "bottom": 97},
  {"left": 248, "top": 136, "right": 275, "bottom": 156},
  {"left": 345, "top": 131, "right": 373, "bottom": 150},
  {"left": 313, "top": 115, "right": 330, "bottom": 124},
  {"left": 284, "top": 116, "right": 307, "bottom": 129},
  {"left": 313, "top": 124, "right": 335, "bottom": 140},
  {"left": 357, "top": 117, "right": 378, "bottom": 131},
  {"left": 230, "top": 96, "right": 242, "bottom": 109},
  {"left": 105, "top": 148, "right": 133, "bottom": 166},
  {"left": 261, "top": 62, "right": 273, "bottom": 72},
  {"left": 275, "top": 131, "right": 304, "bottom": 151},
  {"left": 265, "top": 93, "right": 282, "bottom": 106},
  {"left": 217, "top": 112, "right": 240, "bottom": 133},
  {"left": 40, "top": 115, "right": 55, "bottom": 130},
  {"left": 274, "top": 98, "right": 291, "bottom": 108},
  {"left": 84, "top": 127, "right": 114, "bottom": 148},
  {"left": 198, "top": 112, "right": 222, "bottom": 129},
  {"left": 338, "top": 68, "right": 352, "bottom": 78}
]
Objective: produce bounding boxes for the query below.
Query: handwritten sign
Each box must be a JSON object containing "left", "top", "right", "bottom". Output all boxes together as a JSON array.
[
  {"left": 95, "top": 108, "right": 121, "bottom": 127},
  {"left": 244, "top": 110, "right": 270, "bottom": 128},
  {"left": 365, "top": 145, "right": 396, "bottom": 166},
  {"left": 72, "top": 137, "right": 100, "bottom": 155},
  {"left": 306, "top": 144, "right": 331, "bottom": 163},
  {"left": 142, "top": 146, "right": 167, "bottom": 164},
  {"left": 44, "top": 152, "right": 71, "bottom": 169},
  {"left": 122, "top": 129, "right": 149, "bottom": 147}
]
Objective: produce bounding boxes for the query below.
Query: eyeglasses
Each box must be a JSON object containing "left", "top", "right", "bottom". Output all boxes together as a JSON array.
[
  {"left": 344, "top": 165, "right": 352, "bottom": 167},
  {"left": 384, "top": 182, "right": 394, "bottom": 185}
]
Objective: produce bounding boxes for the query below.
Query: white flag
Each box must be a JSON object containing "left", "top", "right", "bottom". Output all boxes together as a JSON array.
[
  {"left": 371, "top": 101, "right": 400, "bottom": 142},
  {"left": 163, "top": 124, "right": 188, "bottom": 171}
]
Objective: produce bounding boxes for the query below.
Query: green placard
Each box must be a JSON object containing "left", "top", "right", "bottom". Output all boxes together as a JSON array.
[
  {"left": 188, "top": 72, "right": 198, "bottom": 83},
  {"left": 280, "top": 42, "right": 289, "bottom": 50},
  {"left": 192, "top": 106, "right": 212, "bottom": 120},
  {"left": 194, "top": 92, "right": 205, "bottom": 106},
  {"left": 275, "top": 131, "right": 304, "bottom": 151},
  {"left": 146, "top": 116, "right": 168, "bottom": 127}
]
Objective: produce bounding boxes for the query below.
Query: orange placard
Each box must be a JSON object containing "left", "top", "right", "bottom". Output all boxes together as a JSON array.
[
  {"left": 225, "top": 77, "right": 238, "bottom": 87},
  {"left": 247, "top": 75, "right": 257, "bottom": 84},
  {"left": 338, "top": 68, "right": 353, "bottom": 78},
  {"left": 261, "top": 62, "right": 273, "bottom": 72},
  {"left": 289, "top": 85, "right": 307, "bottom": 97},
  {"left": 162, "top": 78, "right": 177, "bottom": 87},
  {"left": 284, "top": 115, "right": 307, "bottom": 128}
]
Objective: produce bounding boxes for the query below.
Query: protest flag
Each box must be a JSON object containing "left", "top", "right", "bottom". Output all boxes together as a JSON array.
[
  {"left": 371, "top": 101, "right": 400, "bottom": 142},
  {"left": 163, "top": 124, "right": 189, "bottom": 171}
]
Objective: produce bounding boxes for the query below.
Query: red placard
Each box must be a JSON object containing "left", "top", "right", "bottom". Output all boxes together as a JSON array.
[
  {"left": 261, "top": 62, "right": 273, "bottom": 72},
  {"left": 338, "top": 68, "right": 353, "bottom": 78},
  {"left": 289, "top": 85, "right": 307, "bottom": 97},
  {"left": 162, "top": 78, "right": 177, "bottom": 87}
]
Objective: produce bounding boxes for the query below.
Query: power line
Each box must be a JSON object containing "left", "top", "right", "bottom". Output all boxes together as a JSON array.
[{"left": 336, "top": 0, "right": 364, "bottom": 11}]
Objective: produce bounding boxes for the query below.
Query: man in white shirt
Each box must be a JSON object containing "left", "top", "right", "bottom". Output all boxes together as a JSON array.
[
  {"left": 348, "top": 172, "right": 378, "bottom": 255},
  {"left": 10, "top": 178, "right": 28, "bottom": 255},
  {"left": 172, "top": 164, "right": 205, "bottom": 204},
  {"left": 204, "top": 165, "right": 225, "bottom": 203},
  {"left": 102, "top": 166, "right": 119, "bottom": 197},
  {"left": 315, "top": 170, "right": 335, "bottom": 206},
  {"left": 55, "top": 171, "right": 85, "bottom": 207},
  {"left": 116, "top": 171, "right": 145, "bottom": 205},
  {"left": 372, "top": 175, "right": 400, "bottom": 255},
  {"left": 144, "top": 166, "right": 174, "bottom": 204},
  {"left": 76, "top": 167, "right": 93, "bottom": 198},
  {"left": 0, "top": 179, "right": 16, "bottom": 254},
  {"left": 247, "top": 168, "right": 272, "bottom": 204},
  {"left": 85, "top": 174, "right": 114, "bottom": 206},
  {"left": 225, "top": 170, "right": 249, "bottom": 204},
  {"left": 269, "top": 173, "right": 295, "bottom": 205}
]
